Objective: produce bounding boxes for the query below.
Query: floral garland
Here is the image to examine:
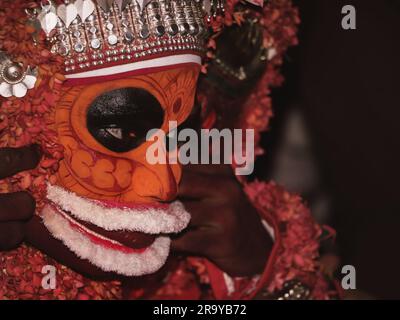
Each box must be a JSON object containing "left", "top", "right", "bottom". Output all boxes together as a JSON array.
[
  {"left": 0, "top": 1, "right": 64, "bottom": 209},
  {"left": 244, "top": 181, "right": 338, "bottom": 299},
  {"left": 0, "top": 244, "right": 122, "bottom": 299}
]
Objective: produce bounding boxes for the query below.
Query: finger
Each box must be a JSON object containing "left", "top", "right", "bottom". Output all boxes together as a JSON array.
[
  {"left": 178, "top": 170, "right": 231, "bottom": 200},
  {"left": 178, "top": 170, "right": 240, "bottom": 203},
  {"left": 171, "top": 201, "right": 220, "bottom": 255},
  {"left": 181, "top": 201, "right": 213, "bottom": 228},
  {"left": 0, "top": 191, "right": 36, "bottom": 222},
  {"left": 0, "top": 221, "right": 24, "bottom": 251},
  {"left": 0, "top": 145, "right": 42, "bottom": 179},
  {"left": 171, "top": 228, "right": 214, "bottom": 255}
]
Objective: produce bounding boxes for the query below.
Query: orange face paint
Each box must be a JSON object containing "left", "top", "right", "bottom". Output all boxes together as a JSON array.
[{"left": 55, "top": 65, "right": 200, "bottom": 204}]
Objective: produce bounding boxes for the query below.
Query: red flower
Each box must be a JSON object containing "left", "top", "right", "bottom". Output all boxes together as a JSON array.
[{"left": 244, "top": 181, "right": 337, "bottom": 299}]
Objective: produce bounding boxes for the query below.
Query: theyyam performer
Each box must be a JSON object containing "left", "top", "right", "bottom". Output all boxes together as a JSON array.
[{"left": 0, "top": 0, "right": 338, "bottom": 299}]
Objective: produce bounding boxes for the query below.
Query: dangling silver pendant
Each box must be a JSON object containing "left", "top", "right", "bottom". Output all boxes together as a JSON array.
[
  {"left": 25, "top": 8, "right": 42, "bottom": 45},
  {"left": 75, "top": 0, "right": 96, "bottom": 22},
  {"left": 203, "top": 0, "right": 212, "bottom": 15},
  {"left": 57, "top": 2, "right": 78, "bottom": 29},
  {"left": 37, "top": 0, "right": 58, "bottom": 36}
]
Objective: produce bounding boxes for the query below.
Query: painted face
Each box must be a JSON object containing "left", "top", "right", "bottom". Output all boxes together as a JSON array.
[{"left": 41, "top": 65, "right": 200, "bottom": 276}]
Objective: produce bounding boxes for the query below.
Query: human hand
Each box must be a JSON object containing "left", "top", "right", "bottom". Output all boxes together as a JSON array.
[
  {"left": 172, "top": 164, "right": 273, "bottom": 277},
  {"left": 0, "top": 145, "right": 41, "bottom": 250}
]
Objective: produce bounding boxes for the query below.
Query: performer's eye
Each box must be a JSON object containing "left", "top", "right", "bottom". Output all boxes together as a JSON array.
[
  {"left": 87, "top": 88, "right": 164, "bottom": 153},
  {"left": 104, "top": 127, "right": 123, "bottom": 140},
  {"left": 100, "top": 127, "right": 125, "bottom": 140}
]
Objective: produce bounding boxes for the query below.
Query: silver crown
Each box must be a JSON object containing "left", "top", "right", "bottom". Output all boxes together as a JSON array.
[{"left": 32, "top": 0, "right": 225, "bottom": 74}]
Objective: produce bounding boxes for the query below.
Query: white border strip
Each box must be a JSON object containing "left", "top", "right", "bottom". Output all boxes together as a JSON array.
[
  {"left": 46, "top": 184, "right": 191, "bottom": 234},
  {"left": 65, "top": 54, "right": 202, "bottom": 79}
]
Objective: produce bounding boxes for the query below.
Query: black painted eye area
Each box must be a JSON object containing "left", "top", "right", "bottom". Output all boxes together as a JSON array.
[{"left": 87, "top": 88, "right": 164, "bottom": 153}]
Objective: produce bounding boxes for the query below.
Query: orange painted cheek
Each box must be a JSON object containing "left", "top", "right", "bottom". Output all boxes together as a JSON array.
[
  {"left": 67, "top": 146, "right": 134, "bottom": 191},
  {"left": 115, "top": 159, "right": 133, "bottom": 189},
  {"left": 91, "top": 159, "right": 115, "bottom": 189},
  {"left": 71, "top": 150, "right": 93, "bottom": 179}
]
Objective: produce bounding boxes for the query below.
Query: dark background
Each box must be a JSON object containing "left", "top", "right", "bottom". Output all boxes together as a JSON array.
[{"left": 256, "top": 0, "right": 400, "bottom": 299}]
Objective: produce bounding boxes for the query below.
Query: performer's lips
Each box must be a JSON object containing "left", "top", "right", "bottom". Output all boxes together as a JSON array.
[
  {"left": 44, "top": 183, "right": 190, "bottom": 251},
  {"left": 77, "top": 218, "right": 156, "bottom": 250},
  {"left": 41, "top": 184, "right": 191, "bottom": 276},
  {"left": 49, "top": 203, "right": 157, "bottom": 250}
]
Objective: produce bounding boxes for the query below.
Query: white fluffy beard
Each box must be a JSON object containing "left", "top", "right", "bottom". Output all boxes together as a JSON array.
[{"left": 40, "top": 184, "right": 191, "bottom": 277}]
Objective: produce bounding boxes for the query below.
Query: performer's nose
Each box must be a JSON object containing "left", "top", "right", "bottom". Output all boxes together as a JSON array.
[{"left": 131, "top": 160, "right": 178, "bottom": 202}]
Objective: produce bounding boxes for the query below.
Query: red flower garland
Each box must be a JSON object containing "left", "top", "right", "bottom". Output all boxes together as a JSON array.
[
  {"left": 244, "top": 181, "right": 338, "bottom": 299},
  {"left": 0, "top": 1, "right": 64, "bottom": 209}
]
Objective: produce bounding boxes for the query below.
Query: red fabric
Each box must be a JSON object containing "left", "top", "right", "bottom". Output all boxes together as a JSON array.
[{"left": 204, "top": 260, "right": 229, "bottom": 300}]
